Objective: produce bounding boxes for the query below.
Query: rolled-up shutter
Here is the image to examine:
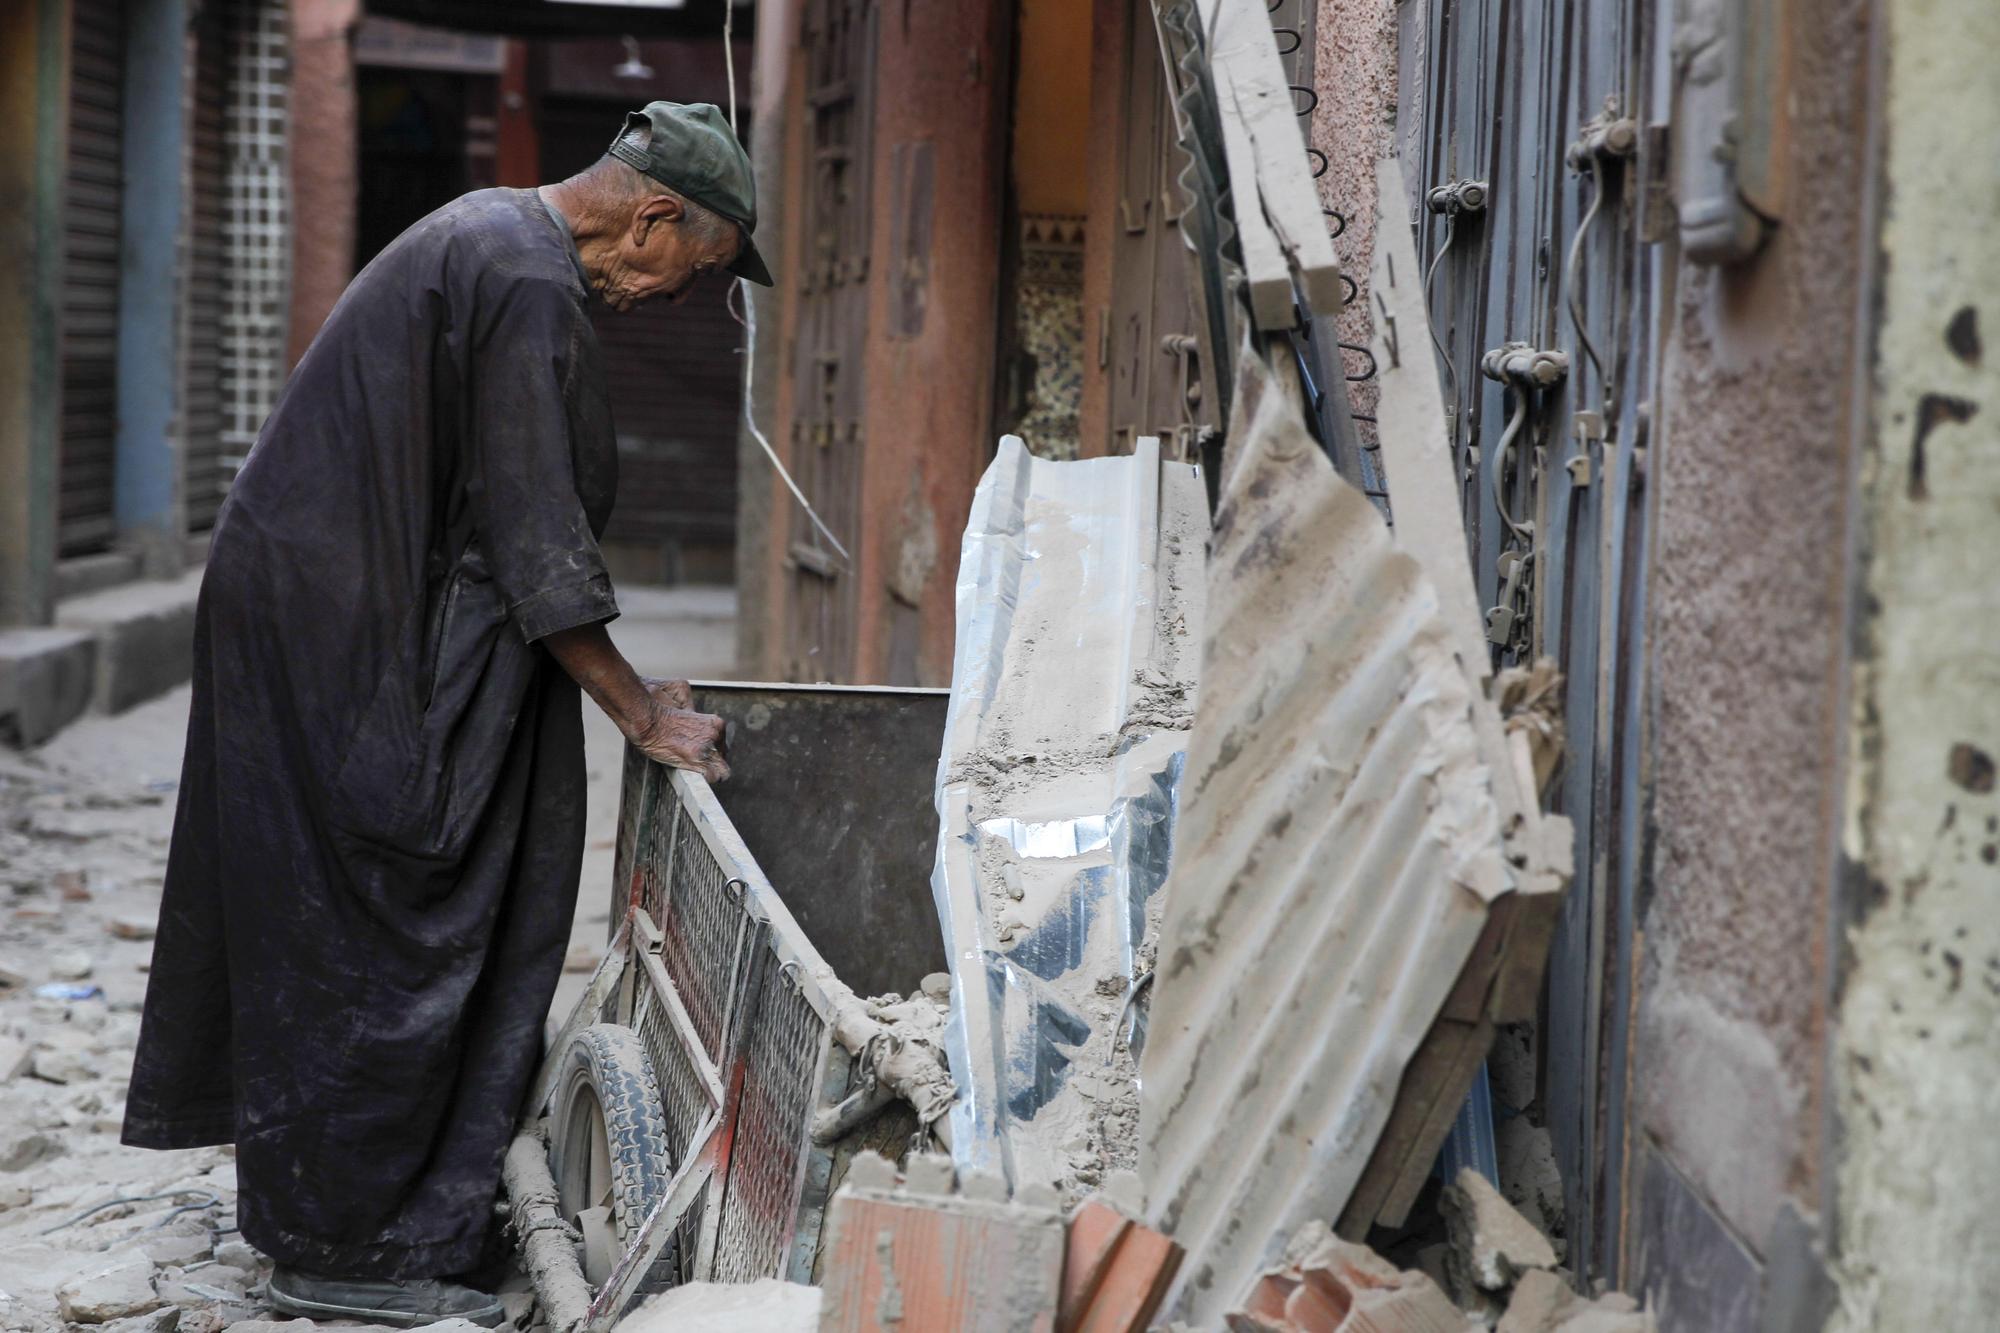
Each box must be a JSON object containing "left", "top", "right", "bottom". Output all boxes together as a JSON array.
[
  {"left": 539, "top": 98, "right": 743, "bottom": 567},
  {"left": 58, "top": 0, "right": 126, "bottom": 557}
]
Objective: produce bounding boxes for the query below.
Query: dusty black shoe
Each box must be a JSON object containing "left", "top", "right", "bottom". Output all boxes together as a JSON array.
[{"left": 267, "top": 1265, "right": 507, "bottom": 1328}]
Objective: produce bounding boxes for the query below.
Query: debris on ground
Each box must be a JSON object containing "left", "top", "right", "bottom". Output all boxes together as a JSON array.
[
  {"left": 1058, "top": 1182, "right": 1183, "bottom": 1333},
  {"left": 1493, "top": 1271, "right": 1654, "bottom": 1333},
  {"left": 816, "top": 1151, "right": 1066, "bottom": 1332},
  {"left": 1441, "top": 1168, "right": 1560, "bottom": 1296},
  {"left": 1226, "top": 1220, "right": 1471, "bottom": 1332}
]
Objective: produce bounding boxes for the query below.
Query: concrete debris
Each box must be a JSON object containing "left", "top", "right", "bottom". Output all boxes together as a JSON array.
[
  {"left": 57, "top": 1257, "right": 165, "bottom": 1323},
  {"left": 1225, "top": 1222, "right": 1471, "bottom": 1333},
  {"left": 817, "top": 1150, "right": 1066, "bottom": 1332},
  {"left": 1494, "top": 661, "right": 1566, "bottom": 798},
  {"left": 1441, "top": 1167, "right": 1559, "bottom": 1292},
  {"left": 613, "top": 1279, "right": 821, "bottom": 1332},
  {"left": 0, "top": 1129, "right": 64, "bottom": 1170},
  {"left": 0, "top": 1036, "right": 32, "bottom": 1081},
  {"left": 212, "top": 1239, "right": 260, "bottom": 1270},
  {"left": 213, "top": 1312, "right": 498, "bottom": 1320},
  {"left": 31, "top": 1034, "right": 99, "bottom": 1084},
  {"left": 137, "top": 1232, "right": 213, "bottom": 1267},
  {"left": 107, "top": 916, "right": 158, "bottom": 942},
  {"left": 1495, "top": 1271, "right": 1654, "bottom": 1333},
  {"left": 100, "top": 1309, "right": 180, "bottom": 1333},
  {"left": 49, "top": 949, "right": 95, "bottom": 981},
  {"left": 1058, "top": 1194, "right": 1183, "bottom": 1333}
]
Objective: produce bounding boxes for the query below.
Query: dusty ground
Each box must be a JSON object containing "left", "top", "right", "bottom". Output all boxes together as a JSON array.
[{"left": 0, "top": 588, "right": 734, "bottom": 1333}]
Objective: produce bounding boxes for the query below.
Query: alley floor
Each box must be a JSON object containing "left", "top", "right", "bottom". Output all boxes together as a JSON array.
[{"left": 0, "top": 587, "right": 736, "bottom": 1333}]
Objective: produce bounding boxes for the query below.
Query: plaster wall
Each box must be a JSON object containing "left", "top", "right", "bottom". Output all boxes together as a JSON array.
[
  {"left": 1829, "top": 0, "right": 2000, "bottom": 1322},
  {"left": 1637, "top": 0, "right": 1871, "bottom": 1257},
  {"left": 286, "top": 0, "right": 360, "bottom": 365}
]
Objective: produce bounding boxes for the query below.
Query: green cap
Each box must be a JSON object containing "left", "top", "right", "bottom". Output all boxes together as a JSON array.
[{"left": 609, "top": 100, "right": 772, "bottom": 287}]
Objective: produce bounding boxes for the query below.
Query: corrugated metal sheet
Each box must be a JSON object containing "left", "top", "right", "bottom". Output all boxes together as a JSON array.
[
  {"left": 932, "top": 434, "right": 1207, "bottom": 1191},
  {"left": 1138, "top": 340, "right": 1511, "bottom": 1321}
]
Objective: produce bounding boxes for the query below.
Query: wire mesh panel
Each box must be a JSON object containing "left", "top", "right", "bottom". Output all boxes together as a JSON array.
[
  {"left": 712, "top": 963, "right": 831, "bottom": 1283},
  {"left": 635, "top": 780, "right": 681, "bottom": 934},
  {"left": 612, "top": 759, "right": 856, "bottom": 1290},
  {"left": 634, "top": 963, "right": 719, "bottom": 1165},
  {"left": 661, "top": 816, "right": 748, "bottom": 1059},
  {"left": 614, "top": 744, "right": 649, "bottom": 916},
  {"left": 218, "top": 0, "right": 291, "bottom": 485}
]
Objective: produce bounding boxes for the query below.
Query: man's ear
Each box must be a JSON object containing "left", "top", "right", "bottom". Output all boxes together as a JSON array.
[{"left": 632, "top": 191, "right": 686, "bottom": 245}]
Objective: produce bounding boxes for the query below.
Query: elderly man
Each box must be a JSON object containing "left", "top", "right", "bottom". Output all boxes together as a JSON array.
[{"left": 120, "top": 103, "right": 767, "bottom": 1325}]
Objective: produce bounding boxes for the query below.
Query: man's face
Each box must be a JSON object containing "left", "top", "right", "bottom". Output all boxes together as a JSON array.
[{"left": 596, "top": 195, "right": 742, "bottom": 313}]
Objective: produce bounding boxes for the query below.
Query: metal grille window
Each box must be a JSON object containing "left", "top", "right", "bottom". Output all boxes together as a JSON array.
[{"left": 214, "top": 0, "right": 291, "bottom": 516}]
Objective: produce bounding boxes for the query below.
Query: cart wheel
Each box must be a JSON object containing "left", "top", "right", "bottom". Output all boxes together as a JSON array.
[{"left": 549, "top": 1024, "right": 676, "bottom": 1289}]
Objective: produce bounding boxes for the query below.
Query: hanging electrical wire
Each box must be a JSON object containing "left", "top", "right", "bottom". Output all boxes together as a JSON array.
[
  {"left": 727, "top": 279, "right": 850, "bottom": 565},
  {"left": 716, "top": 0, "right": 849, "bottom": 569}
]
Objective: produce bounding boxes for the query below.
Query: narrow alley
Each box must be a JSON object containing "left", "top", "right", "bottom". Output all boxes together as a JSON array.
[{"left": 0, "top": 0, "right": 1995, "bottom": 1330}]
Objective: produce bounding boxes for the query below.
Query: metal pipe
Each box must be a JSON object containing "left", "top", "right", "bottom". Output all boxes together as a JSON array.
[{"left": 504, "top": 1128, "right": 594, "bottom": 1333}]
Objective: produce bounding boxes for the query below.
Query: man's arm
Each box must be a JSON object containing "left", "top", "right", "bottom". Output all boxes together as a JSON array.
[{"left": 543, "top": 624, "right": 731, "bottom": 783}]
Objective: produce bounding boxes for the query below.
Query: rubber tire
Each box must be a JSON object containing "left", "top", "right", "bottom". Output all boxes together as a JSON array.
[{"left": 548, "top": 1024, "right": 673, "bottom": 1258}]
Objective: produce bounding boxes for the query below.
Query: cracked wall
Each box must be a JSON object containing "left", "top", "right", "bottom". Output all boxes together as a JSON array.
[{"left": 1829, "top": 0, "right": 2000, "bottom": 1323}]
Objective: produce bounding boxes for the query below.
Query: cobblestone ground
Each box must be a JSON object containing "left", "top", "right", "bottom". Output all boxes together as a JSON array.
[{"left": 0, "top": 589, "right": 734, "bottom": 1333}]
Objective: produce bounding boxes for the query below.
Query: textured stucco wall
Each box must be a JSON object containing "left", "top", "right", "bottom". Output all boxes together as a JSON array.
[
  {"left": 1308, "top": 0, "right": 1398, "bottom": 441},
  {"left": 1635, "top": 0, "right": 1872, "bottom": 1258},
  {"left": 1829, "top": 0, "right": 2000, "bottom": 1322},
  {"left": 286, "top": 0, "right": 360, "bottom": 365}
]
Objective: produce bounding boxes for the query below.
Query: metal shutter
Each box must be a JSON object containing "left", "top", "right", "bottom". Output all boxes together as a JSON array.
[
  {"left": 184, "top": 9, "right": 229, "bottom": 531},
  {"left": 58, "top": 0, "right": 125, "bottom": 557}
]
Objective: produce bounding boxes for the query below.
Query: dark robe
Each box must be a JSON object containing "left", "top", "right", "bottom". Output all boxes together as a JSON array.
[{"left": 123, "top": 188, "right": 620, "bottom": 1279}]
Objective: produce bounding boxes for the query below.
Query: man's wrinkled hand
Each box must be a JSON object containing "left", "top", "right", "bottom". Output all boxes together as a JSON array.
[
  {"left": 641, "top": 677, "right": 694, "bottom": 711},
  {"left": 629, "top": 705, "right": 730, "bottom": 783}
]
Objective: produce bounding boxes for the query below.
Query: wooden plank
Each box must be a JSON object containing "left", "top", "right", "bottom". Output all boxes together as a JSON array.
[
  {"left": 1335, "top": 1017, "right": 1491, "bottom": 1239},
  {"left": 1367, "top": 154, "right": 1493, "bottom": 685},
  {"left": 1196, "top": 0, "right": 1345, "bottom": 326},
  {"left": 635, "top": 927, "right": 728, "bottom": 1110}
]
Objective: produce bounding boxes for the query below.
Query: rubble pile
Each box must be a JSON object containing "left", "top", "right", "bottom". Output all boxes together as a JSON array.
[{"left": 1221, "top": 1174, "right": 1653, "bottom": 1333}]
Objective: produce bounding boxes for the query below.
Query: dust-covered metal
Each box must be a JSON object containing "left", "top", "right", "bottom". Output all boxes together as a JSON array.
[
  {"left": 1138, "top": 335, "right": 1514, "bottom": 1322},
  {"left": 932, "top": 435, "right": 1208, "bottom": 1194},
  {"left": 520, "top": 741, "right": 958, "bottom": 1326}
]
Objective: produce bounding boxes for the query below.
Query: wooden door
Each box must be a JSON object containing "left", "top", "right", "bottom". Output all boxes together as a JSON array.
[
  {"left": 782, "top": 0, "right": 875, "bottom": 679},
  {"left": 1102, "top": 0, "right": 1208, "bottom": 459}
]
